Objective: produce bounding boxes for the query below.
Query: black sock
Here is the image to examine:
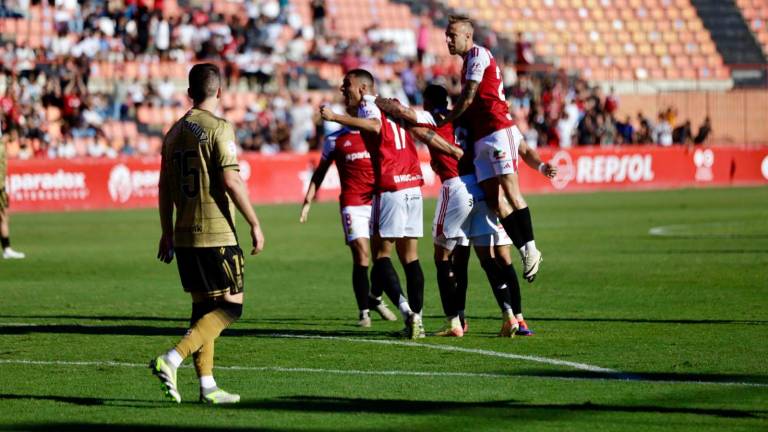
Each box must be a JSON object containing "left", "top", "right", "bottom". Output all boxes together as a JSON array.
[
  {"left": 499, "top": 263, "right": 523, "bottom": 315},
  {"left": 435, "top": 260, "right": 456, "bottom": 317},
  {"left": 513, "top": 207, "right": 535, "bottom": 244},
  {"left": 1, "top": 237, "right": 9, "bottom": 249},
  {"left": 452, "top": 248, "right": 470, "bottom": 314},
  {"left": 352, "top": 265, "right": 370, "bottom": 311},
  {"left": 480, "top": 258, "right": 512, "bottom": 313},
  {"left": 372, "top": 257, "right": 404, "bottom": 307},
  {"left": 368, "top": 265, "right": 383, "bottom": 307},
  {"left": 500, "top": 214, "right": 525, "bottom": 249},
  {"left": 404, "top": 260, "right": 424, "bottom": 315},
  {"left": 190, "top": 300, "right": 217, "bottom": 326}
]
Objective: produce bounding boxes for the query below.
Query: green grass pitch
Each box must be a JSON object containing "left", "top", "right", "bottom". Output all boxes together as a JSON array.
[{"left": 0, "top": 186, "right": 766, "bottom": 431}]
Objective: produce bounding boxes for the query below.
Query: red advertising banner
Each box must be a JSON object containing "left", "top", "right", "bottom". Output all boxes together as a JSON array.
[{"left": 5, "top": 145, "right": 768, "bottom": 213}]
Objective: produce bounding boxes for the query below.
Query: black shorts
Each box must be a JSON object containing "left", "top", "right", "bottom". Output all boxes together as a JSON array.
[
  {"left": 175, "top": 245, "right": 245, "bottom": 297},
  {"left": 0, "top": 188, "right": 8, "bottom": 212}
]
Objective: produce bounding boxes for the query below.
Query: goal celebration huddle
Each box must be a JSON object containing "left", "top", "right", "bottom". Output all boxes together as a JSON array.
[{"left": 151, "top": 15, "right": 556, "bottom": 404}]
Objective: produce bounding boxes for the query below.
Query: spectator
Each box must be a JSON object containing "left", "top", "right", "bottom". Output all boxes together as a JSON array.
[
  {"left": 654, "top": 112, "right": 673, "bottom": 146},
  {"left": 311, "top": 0, "right": 326, "bottom": 38},
  {"left": 672, "top": 120, "right": 693, "bottom": 144},
  {"left": 694, "top": 117, "right": 712, "bottom": 145}
]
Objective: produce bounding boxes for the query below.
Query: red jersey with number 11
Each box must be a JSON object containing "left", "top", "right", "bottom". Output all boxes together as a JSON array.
[
  {"left": 460, "top": 44, "right": 514, "bottom": 142},
  {"left": 358, "top": 95, "right": 423, "bottom": 192}
]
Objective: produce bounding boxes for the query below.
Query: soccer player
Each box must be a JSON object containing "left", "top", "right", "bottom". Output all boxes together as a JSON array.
[
  {"left": 375, "top": 85, "right": 528, "bottom": 337},
  {"left": 299, "top": 106, "right": 398, "bottom": 327},
  {"left": 320, "top": 69, "right": 454, "bottom": 339},
  {"left": 151, "top": 63, "right": 265, "bottom": 404},
  {"left": 442, "top": 15, "right": 557, "bottom": 282},
  {"left": 0, "top": 118, "right": 25, "bottom": 260}
]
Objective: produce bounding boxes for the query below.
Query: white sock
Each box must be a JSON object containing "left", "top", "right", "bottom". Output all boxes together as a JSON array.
[
  {"left": 518, "top": 246, "right": 526, "bottom": 258},
  {"left": 200, "top": 375, "right": 217, "bottom": 389},
  {"left": 397, "top": 295, "right": 412, "bottom": 319},
  {"left": 502, "top": 309, "right": 515, "bottom": 321},
  {"left": 164, "top": 349, "right": 183, "bottom": 368},
  {"left": 515, "top": 313, "right": 524, "bottom": 321},
  {"left": 525, "top": 240, "right": 537, "bottom": 254},
  {"left": 449, "top": 316, "right": 461, "bottom": 328},
  {"left": 360, "top": 309, "right": 370, "bottom": 316}
]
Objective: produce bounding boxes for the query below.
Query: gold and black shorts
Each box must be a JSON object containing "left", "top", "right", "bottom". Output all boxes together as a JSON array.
[
  {"left": 175, "top": 245, "right": 245, "bottom": 297},
  {"left": 0, "top": 188, "right": 8, "bottom": 212}
]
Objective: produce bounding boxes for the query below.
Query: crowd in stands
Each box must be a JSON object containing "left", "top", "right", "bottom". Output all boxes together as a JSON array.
[{"left": 0, "top": 0, "right": 710, "bottom": 160}]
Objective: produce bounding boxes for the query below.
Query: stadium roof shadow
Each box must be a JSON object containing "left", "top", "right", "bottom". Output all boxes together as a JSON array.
[
  {"left": 225, "top": 395, "right": 761, "bottom": 419},
  {"left": 0, "top": 323, "right": 389, "bottom": 338},
  {"left": 450, "top": 315, "right": 768, "bottom": 325},
  {"left": 0, "top": 422, "right": 346, "bottom": 432}
]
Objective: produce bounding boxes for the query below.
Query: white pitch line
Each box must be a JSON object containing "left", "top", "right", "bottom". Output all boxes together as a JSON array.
[
  {"left": 0, "top": 359, "right": 766, "bottom": 388},
  {"left": 270, "top": 333, "right": 617, "bottom": 373}
]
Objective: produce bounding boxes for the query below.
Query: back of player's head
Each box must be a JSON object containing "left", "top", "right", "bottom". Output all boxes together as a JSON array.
[
  {"left": 188, "top": 63, "right": 221, "bottom": 103},
  {"left": 423, "top": 84, "right": 449, "bottom": 110},
  {"left": 448, "top": 14, "right": 473, "bottom": 30},
  {"left": 345, "top": 69, "right": 375, "bottom": 88}
]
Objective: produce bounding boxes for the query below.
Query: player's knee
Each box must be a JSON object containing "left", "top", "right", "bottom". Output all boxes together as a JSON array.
[{"left": 219, "top": 301, "right": 243, "bottom": 321}]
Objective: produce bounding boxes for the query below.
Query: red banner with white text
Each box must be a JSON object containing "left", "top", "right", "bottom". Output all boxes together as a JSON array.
[{"left": 5, "top": 145, "right": 768, "bottom": 213}]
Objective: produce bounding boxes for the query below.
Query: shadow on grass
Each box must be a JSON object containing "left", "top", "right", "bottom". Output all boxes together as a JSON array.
[
  {"left": 516, "top": 369, "right": 768, "bottom": 387},
  {"left": 1, "top": 394, "right": 760, "bottom": 423},
  {"left": 0, "top": 323, "right": 387, "bottom": 338},
  {"left": 0, "top": 421, "right": 336, "bottom": 432},
  {"left": 227, "top": 395, "right": 761, "bottom": 419},
  {"left": 452, "top": 316, "right": 768, "bottom": 325}
]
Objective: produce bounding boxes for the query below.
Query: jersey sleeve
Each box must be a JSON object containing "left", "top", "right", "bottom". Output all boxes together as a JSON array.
[
  {"left": 414, "top": 110, "right": 436, "bottom": 127},
  {"left": 358, "top": 97, "right": 382, "bottom": 121},
  {"left": 321, "top": 133, "right": 337, "bottom": 161},
  {"left": 213, "top": 121, "right": 240, "bottom": 171},
  {"left": 465, "top": 48, "right": 491, "bottom": 83}
]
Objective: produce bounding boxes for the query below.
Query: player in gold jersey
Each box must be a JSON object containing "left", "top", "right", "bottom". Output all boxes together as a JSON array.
[
  {"left": 0, "top": 118, "right": 25, "bottom": 260},
  {"left": 150, "top": 63, "right": 264, "bottom": 405}
]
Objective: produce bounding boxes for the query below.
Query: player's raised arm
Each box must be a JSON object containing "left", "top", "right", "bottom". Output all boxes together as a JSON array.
[
  {"left": 517, "top": 134, "right": 557, "bottom": 178},
  {"left": 441, "top": 81, "right": 479, "bottom": 126},
  {"left": 300, "top": 156, "right": 333, "bottom": 223},
  {"left": 320, "top": 105, "right": 381, "bottom": 134},
  {"left": 409, "top": 126, "right": 463, "bottom": 160},
  {"left": 375, "top": 97, "right": 419, "bottom": 124}
]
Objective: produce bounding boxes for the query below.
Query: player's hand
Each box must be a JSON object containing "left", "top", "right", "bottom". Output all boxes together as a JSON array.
[
  {"left": 250, "top": 224, "right": 265, "bottom": 255},
  {"left": 157, "top": 233, "right": 174, "bottom": 264},
  {"left": 299, "top": 202, "right": 311, "bottom": 223},
  {"left": 374, "top": 97, "right": 399, "bottom": 114},
  {"left": 539, "top": 162, "right": 558, "bottom": 178},
  {"left": 319, "top": 105, "right": 336, "bottom": 122}
]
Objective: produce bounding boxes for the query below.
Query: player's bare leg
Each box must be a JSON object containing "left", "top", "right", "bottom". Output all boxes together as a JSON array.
[
  {"left": 0, "top": 207, "right": 24, "bottom": 259},
  {"left": 396, "top": 237, "right": 425, "bottom": 338},
  {"left": 474, "top": 245, "right": 518, "bottom": 337},
  {"left": 433, "top": 243, "right": 463, "bottom": 336}
]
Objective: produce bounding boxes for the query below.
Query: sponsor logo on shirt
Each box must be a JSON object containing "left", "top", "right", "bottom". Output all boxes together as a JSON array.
[
  {"left": 393, "top": 174, "right": 423, "bottom": 184},
  {"left": 493, "top": 148, "right": 508, "bottom": 160},
  {"left": 345, "top": 151, "right": 371, "bottom": 162}
]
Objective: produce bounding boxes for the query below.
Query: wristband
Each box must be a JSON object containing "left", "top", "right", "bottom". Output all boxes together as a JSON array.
[{"left": 538, "top": 162, "right": 547, "bottom": 173}]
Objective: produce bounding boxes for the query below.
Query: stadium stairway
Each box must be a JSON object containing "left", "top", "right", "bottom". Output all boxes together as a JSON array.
[{"left": 690, "top": 0, "right": 768, "bottom": 86}]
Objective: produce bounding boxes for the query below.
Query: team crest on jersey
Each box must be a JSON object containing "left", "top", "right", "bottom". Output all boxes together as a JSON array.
[{"left": 343, "top": 140, "right": 352, "bottom": 147}]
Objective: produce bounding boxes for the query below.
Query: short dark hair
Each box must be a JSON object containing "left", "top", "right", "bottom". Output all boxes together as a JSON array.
[
  {"left": 188, "top": 63, "right": 221, "bottom": 103},
  {"left": 423, "top": 84, "right": 449, "bottom": 109},
  {"left": 448, "top": 14, "right": 473, "bottom": 28},
  {"left": 345, "top": 69, "right": 375, "bottom": 87}
]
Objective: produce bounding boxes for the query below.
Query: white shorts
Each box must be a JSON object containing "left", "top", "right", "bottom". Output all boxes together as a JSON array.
[
  {"left": 433, "top": 175, "right": 499, "bottom": 251},
  {"left": 473, "top": 125, "right": 523, "bottom": 183},
  {"left": 340, "top": 205, "right": 372, "bottom": 243},
  {"left": 373, "top": 187, "right": 423, "bottom": 239},
  {"left": 471, "top": 222, "right": 513, "bottom": 247}
]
